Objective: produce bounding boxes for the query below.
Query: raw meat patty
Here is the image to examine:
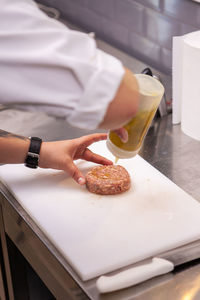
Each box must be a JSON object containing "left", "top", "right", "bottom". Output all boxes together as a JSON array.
[{"left": 86, "top": 165, "right": 131, "bottom": 195}]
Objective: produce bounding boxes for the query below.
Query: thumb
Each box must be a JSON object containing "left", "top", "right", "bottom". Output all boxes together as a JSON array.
[
  {"left": 66, "top": 161, "right": 86, "bottom": 185},
  {"left": 113, "top": 128, "right": 128, "bottom": 143}
]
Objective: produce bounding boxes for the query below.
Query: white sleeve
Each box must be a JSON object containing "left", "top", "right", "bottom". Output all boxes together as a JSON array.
[{"left": 0, "top": 0, "right": 124, "bottom": 129}]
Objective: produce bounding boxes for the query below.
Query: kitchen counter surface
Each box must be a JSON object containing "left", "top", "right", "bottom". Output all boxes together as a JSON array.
[
  {"left": 141, "top": 114, "right": 200, "bottom": 202},
  {"left": 0, "top": 109, "right": 200, "bottom": 300}
]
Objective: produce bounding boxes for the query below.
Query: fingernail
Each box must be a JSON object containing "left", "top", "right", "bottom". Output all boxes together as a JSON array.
[
  {"left": 78, "top": 177, "right": 85, "bottom": 185},
  {"left": 121, "top": 133, "right": 128, "bottom": 143}
]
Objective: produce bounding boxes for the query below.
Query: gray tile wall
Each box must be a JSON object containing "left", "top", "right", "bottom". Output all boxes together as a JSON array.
[{"left": 38, "top": 0, "right": 200, "bottom": 75}]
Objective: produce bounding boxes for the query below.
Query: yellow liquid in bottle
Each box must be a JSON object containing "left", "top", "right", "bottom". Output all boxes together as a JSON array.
[
  {"left": 115, "top": 157, "right": 119, "bottom": 164},
  {"left": 109, "top": 107, "right": 158, "bottom": 152}
]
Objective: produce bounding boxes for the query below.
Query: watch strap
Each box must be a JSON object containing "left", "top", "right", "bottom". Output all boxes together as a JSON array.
[{"left": 25, "top": 137, "right": 42, "bottom": 169}]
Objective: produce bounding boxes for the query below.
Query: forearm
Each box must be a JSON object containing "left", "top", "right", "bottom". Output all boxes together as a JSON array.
[
  {"left": 0, "top": 130, "right": 30, "bottom": 164},
  {"left": 99, "top": 68, "right": 139, "bottom": 130}
]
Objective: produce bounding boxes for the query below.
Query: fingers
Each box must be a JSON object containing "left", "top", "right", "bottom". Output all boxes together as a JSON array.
[
  {"left": 83, "top": 148, "right": 113, "bottom": 165},
  {"left": 78, "top": 133, "right": 108, "bottom": 147},
  {"left": 113, "top": 128, "right": 128, "bottom": 143},
  {"left": 65, "top": 161, "right": 86, "bottom": 185},
  {"left": 64, "top": 133, "right": 111, "bottom": 184}
]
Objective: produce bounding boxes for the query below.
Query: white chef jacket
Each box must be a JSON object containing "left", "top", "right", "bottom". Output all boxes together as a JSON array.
[{"left": 0, "top": 0, "right": 124, "bottom": 129}]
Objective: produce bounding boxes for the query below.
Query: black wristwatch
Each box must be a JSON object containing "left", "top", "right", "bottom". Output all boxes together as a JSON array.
[{"left": 25, "top": 137, "right": 42, "bottom": 169}]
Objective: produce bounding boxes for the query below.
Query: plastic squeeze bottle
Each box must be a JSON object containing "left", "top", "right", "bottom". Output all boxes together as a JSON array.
[{"left": 107, "top": 74, "right": 165, "bottom": 159}]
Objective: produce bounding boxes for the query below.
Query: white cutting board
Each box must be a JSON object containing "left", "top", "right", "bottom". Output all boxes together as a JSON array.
[{"left": 1, "top": 141, "right": 200, "bottom": 281}]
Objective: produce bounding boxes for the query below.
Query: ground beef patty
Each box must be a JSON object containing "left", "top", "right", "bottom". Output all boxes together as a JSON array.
[{"left": 86, "top": 165, "right": 131, "bottom": 195}]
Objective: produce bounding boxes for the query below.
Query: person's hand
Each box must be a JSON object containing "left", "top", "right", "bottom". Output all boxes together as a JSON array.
[
  {"left": 39, "top": 133, "right": 113, "bottom": 185},
  {"left": 113, "top": 127, "right": 128, "bottom": 143}
]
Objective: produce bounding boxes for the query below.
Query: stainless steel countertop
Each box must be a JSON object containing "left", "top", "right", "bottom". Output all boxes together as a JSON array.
[
  {"left": 1, "top": 110, "right": 200, "bottom": 300},
  {"left": 141, "top": 114, "right": 200, "bottom": 202}
]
